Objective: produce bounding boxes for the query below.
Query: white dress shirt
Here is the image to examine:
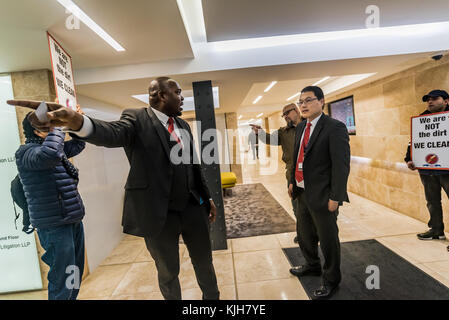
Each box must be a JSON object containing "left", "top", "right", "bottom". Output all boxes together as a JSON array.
[
  {"left": 68, "top": 107, "right": 184, "bottom": 148},
  {"left": 151, "top": 107, "right": 185, "bottom": 148},
  {"left": 295, "top": 112, "right": 323, "bottom": 189}
]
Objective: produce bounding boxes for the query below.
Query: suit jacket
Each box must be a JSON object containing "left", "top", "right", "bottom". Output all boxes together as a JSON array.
[
  {"left": 72, "top": 107, "right": 211, "bottom": 237},
  {"left": 290, "top": 114, "right": 350, "bottom": 213}
]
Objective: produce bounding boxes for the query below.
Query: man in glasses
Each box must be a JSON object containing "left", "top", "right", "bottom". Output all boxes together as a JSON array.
[
  {"left": 250, "top": 103, "right": 304, "bottom": 243},
  {"left": 288, "top": 86, "right": 350, "bottom": 299}
]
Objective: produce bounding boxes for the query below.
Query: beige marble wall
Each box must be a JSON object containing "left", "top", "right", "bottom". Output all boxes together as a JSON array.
[
  {"left": 11, "top": 69, "right": 56, "bottom": 145},
  {"left": 10, "top": 69, "right": 89, "bottom": 290},
  {"left": 326, "top": 55, "right": 449, "bottom": 230},
  {"left": 225, "top": 112, "right": 243, "bottom": 183}
]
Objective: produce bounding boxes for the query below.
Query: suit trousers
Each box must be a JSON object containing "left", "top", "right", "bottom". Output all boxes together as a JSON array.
[
  {"left": 297, "top": 191, "right": 341, "bottom": 286},
  {"left": 144, "top": 200, "right": 219, "bottom": 300}
]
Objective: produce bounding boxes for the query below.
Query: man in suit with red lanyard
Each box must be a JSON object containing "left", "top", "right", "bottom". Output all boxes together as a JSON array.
[
  {"left": 7, "top": 77, "right": 219, "bottom": 300},
  {"left": 288, "top": 86, "right": 350, "bottom": 299}
]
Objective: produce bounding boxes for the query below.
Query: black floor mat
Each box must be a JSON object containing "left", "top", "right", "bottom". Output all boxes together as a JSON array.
[{"left": 283, "top": 239, "right": 449, "bottom": 300}]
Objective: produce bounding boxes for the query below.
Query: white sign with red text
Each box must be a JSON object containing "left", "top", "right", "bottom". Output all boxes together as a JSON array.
[
  {"left": 47, "top": 32, "right": 77, "bottom": 110},
  {"left": 411, "top": 111, "right": 449, "bottom": 170}
]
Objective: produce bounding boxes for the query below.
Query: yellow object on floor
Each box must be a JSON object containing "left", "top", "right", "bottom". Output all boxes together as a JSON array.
[{"left": 221, "top": 172, "right": 237, "bottom": 189}]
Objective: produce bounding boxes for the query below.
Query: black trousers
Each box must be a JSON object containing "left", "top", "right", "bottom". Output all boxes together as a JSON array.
[
  {"left": 297, "top": 191, "right": 341, "bottom": 286},
  {"left": 144, "top": 200, "right": 219, "bottom": 300},
  {"left": 420, "top": 174, "right": 449, "bottom": 233}
]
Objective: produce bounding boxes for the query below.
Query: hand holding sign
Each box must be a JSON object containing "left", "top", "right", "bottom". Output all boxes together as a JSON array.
[{"left": 6, "top": 100, "right": 84, "bottom": 132}]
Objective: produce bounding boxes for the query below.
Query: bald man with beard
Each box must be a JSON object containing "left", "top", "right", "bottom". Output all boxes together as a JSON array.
[{"left": 8, "top": 77, "right": 220, "bottom": 300}]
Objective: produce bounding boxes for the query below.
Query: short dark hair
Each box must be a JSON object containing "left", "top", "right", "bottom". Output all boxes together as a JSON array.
[
  {"left": 148, "top": 77, "right": 172, "bottom": 107},
  {"left": 22, "top": 112, "right": 39, "bottom": 139},
  {"left": 301, "top": 86, "right": 324, "bottom": 101}
]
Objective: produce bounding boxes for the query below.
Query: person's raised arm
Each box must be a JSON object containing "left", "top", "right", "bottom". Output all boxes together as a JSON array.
[{"left": 7, "top": 100, "right": 137, "bottom": 148}]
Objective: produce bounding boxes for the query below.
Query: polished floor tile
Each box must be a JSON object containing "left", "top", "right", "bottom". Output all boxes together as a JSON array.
[
  {"left": 112, "top": 262, "right": 159, "bottom": 296},
  {"left": 78, "top": 264, "right": 132, "bottom": 299},
  {"left": 109, "top": 292, "right": 164, "bottom": 300},
  {"left": 233, "top": 249, "right": 292, "bottom": 284},
  {"left": 231, "top": 234, "right": 281, "bottom": 253},
  {"left": 182, "top": 285, "right": 236, "bottom": 300},
  {"left": 276, "top": 232, "right": 297, "bottom": 248},
  {"left": 237, "top": 278, "right": 308, "bottom": 300},
  {"left": 376, "top": 234, "right": 449, "bottom": 264},
  {"left": 100, "top": 239, "right": 146, "bottom": 266}
]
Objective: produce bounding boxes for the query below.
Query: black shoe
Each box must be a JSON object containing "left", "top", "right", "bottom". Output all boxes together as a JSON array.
[
  {"left": 447, "top": 245, "right": 449, "bottom": 252},
  {"left": 293, "top": 236, "right": 298, "bottom": 244},
  {"left": 312, "top": 283, "right": 339, "bottom": 300},
  {"left": 417, "top": 230, "right": 446, "bottom": 240},
  {"left": 289, "top": 265, "right": 322, "bottom": 277}
]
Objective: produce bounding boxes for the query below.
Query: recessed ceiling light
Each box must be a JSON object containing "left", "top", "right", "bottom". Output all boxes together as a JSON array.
[
  {"left": 286, "top": 92, "right": 300, "bottom": 101},
  {"left": 264, "top": 81, "right": 277, "bottom": 93},
  {"left": 56, "top": 0, "right": 126, "bottom": 52},
  {"left": 238, "top": 115, "right": 243, "bottom": 119},
  {"left": 253, "top": 95, "right": 263, "bottom": 104},
  {"left": 313, "top": 76, "right": 330, "bottom": 86},
  {"left": 209, "top": 22, "right": 449, "bottom": 52},
  {"left": 256, "top": 113, "right": 264, "bottom": 118}
]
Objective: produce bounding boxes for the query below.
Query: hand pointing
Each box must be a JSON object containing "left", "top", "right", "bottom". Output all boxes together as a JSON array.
[{"left": 7, "top": 99, "right": 84, "bottom": 132}]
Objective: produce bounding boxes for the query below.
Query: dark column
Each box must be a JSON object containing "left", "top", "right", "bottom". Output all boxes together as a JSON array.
[{"left": 193, "top": 80, "right": 227, "bottom": 250}]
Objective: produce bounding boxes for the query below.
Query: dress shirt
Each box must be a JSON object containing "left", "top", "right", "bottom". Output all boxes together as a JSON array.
[{"left": 296, "top": 112, "right": 323, "bottom": 188}]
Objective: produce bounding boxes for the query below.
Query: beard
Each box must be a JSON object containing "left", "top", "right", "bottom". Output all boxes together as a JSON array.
[{"left": 287, "top": 119, "right": 294, "bottom": 128}]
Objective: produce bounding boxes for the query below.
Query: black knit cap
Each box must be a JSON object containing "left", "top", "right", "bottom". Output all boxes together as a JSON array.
[{"left": 22, "top": 112, "right": 39, "bottom": 139}]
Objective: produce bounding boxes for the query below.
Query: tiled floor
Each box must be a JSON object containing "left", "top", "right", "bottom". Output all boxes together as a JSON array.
[{"left": 2, "top": 152, "right": 449, "bottom": 300}]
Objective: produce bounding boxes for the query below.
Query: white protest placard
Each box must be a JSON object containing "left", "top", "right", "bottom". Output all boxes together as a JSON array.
[
  {"left": 411, "top": 111, "right": 449, "bottom": 170},
  {"left": 47, "top": 32, "right": 77, "bottom": 110}
]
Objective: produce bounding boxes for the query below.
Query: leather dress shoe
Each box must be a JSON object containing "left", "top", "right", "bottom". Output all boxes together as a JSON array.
[
  {"left": 289, "top": 265, "right": 322, "bottom": 277},
  {"left": 312, "top": 283, "right": 339, "bottom": 300}
]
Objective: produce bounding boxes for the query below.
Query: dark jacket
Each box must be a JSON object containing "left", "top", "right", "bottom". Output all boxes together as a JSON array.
[
  {"left": 404, "top": 106, "right": 449, "bottom": 175},
  {"left": 15, "top": 129, "right": 86, "bottom": 229},
  {"left": 71, "top": 107, "right": 211, "bottom": 238},
  {"left": 259, "top": 125, "right": 296, "bottom": 181},
  {"left": 290, "top": 114, "right": 350, "bottom": 213}
]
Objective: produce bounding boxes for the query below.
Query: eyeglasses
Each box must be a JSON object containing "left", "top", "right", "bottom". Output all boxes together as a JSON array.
[
  {"left": 297, "top": 97, "right": 318, "bottom": 106},
  {"left": 282, "top": 108, "right": 296, "bottom": 117}
]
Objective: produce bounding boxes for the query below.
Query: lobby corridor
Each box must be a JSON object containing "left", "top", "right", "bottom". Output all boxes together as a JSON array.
[{"left": 3, "top": 155, "right": 449, "bottom": 300}]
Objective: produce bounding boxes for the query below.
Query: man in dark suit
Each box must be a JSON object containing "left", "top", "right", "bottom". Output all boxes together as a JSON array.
[
  {"left": 287, "top": 86, "right": 350, "bottom": 299},
  {"left": 7, "top": 77, "right": 220, "bottom": 300}
]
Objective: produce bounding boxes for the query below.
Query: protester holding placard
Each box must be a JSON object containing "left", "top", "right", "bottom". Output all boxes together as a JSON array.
[{"left": 404, "top": 89, "right": 449, "bottom": 243}]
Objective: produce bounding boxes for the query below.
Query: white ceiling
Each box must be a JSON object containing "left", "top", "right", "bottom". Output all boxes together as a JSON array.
[
  {"left": 75, "top": 52, "right": 433, "bottom": 119},
  {"left": 1, "top": 0, "right": 448, "bottom": 121},
  {"left": 202, "top": 0, "right": 449, "bottom": 41},
  {"left": 0, "top": 0, "right": 193, "bottom": 72}
]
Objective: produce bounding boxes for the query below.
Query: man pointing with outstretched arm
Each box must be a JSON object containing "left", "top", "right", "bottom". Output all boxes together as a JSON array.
[{"left": 8, "top": 77, "right": 220, "bottom": 300}]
